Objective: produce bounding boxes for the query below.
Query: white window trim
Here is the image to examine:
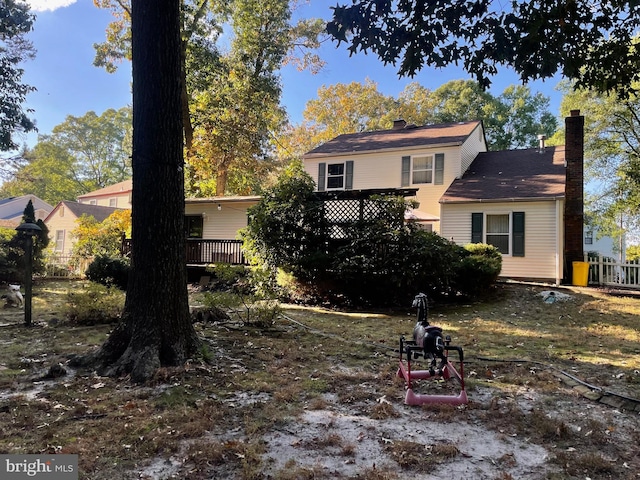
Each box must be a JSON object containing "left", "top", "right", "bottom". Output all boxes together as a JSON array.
[
  {"left": 326, "top": 162, "right": 346, "bottom": 191},
  {"left": 484, "top": 212, "right": 512, "bottom": 256},
  {"left": 411, "top": 154, "right": 435, "bottom": 185}
]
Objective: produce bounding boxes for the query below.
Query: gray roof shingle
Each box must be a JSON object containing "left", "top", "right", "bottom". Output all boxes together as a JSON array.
[
  {"left": 303, "top": 121, "right": 482, "bottom": 157},
  {"left": 440, "top": 146, "right": 566, "bottom": 203}
]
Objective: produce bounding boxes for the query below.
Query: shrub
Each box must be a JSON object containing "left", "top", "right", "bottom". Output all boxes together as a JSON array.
[
  {"left": 85, "top": 255, "right": 130, "bottom": 290},
  {"left": 453, "top": 243, "right": 502, "bottom": 297},
  {"left": 65, "top": 282, "right": 125, "bottom": 325}
]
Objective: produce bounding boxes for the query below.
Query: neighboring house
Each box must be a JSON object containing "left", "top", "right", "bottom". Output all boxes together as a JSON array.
[
  {"left": 184, "top": 196, "right": 260, "bottom": 264},
  {"left": 583, "top": 226, "right": 625, "bottom": 262},
  {"left": 303, "top": 119, "right": 487, "bottom": 233},
  {"left": 0, "top": 194, "right": 53, "bottom": 227},
  {"left": 44, "top": 201, "right": 120, "bottom": 257},
  {"left": 303, "top": 113, "right": 586, "bottom": 284},
  {"left": 77, "top": 179, "right": 132, "bottom": 208}
]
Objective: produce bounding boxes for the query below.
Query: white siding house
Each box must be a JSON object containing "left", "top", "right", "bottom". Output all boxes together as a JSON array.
[
  {"left": 303, "top": 114, "right": 587, "bottom": 284},
  {"left": 303, "top": 120, "right": 487, "bottom": 233}
]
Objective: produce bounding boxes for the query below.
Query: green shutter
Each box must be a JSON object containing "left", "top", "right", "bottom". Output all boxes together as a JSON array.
[
  {"left": 434, "top": 153, "right": 444, "bottom": 185},
  {"left": 512, "top": 211, "right": 525, "bottom": 257},
  {"left": 471, "top": 213, "right": 483, "bottom": 243},
  {"left": 318, "top": 163, "right": 326, "bottom": 191},
  {"left": 401, "top": 156, "right": 411, "bottom": 187},
  {"left": 345, "top": 160, "right": 354, "bottom": 190}
]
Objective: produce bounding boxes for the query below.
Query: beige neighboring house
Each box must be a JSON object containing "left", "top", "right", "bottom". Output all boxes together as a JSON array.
[
  {"left": 44, "top": 201, "right": 120, "bottom": 257},
  {"left": 0, "top": 194, "right": 54, "bottom": 227},
  {"left": 77, "top": 179, "right": 132, "bottom": 208},
  {"left": 303, "top": 114, "right": 586, "bottom": 284}
]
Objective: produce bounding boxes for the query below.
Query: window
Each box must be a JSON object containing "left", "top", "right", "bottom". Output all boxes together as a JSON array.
[
  {"left": 89, "top": 199, "right": 97, "bottom": 205},
  {"left": 184, "top": 215, "right": 203, "bottom": 238},
  {"left": 109, "top": 198, "right": 117, "bottom": 207},
  {"left": 327, "top": 163, "right": 344, "bottom": 189},
  {"left": 585, "top": 230, "right": 593, "bottom": 245},
  {"left": 401, "top": 154, "right": 444, "bottom": 186},
  {"left": 318, "top": 161, "right": 354, "bottom": 191},
  {"left": 471, "top": 212, "right": 525, "bottom": 256},
  {"left": 486, "top": 214, "right": 510, "bottom": 254},
  {"left": 54, "top": 230, "right": 64, "bottom": 252},
  {"left": 412, "top": 155, "right": 433, "bottom": 184}
]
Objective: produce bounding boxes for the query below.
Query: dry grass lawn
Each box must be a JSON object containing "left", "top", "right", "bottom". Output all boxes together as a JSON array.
[{"left": 0, "top": 279, "right": 639, "bottom": 479}]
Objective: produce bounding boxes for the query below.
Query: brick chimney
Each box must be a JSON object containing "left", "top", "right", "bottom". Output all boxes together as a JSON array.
[{"left": 564, "top": 109, "right": 584, "bottom": 283}]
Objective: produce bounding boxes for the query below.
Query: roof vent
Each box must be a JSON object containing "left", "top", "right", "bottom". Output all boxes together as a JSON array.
[
  {"left": 537, "top": 134, "right": 546, "bottom": 154},
  {"left": 392, "top": 119, "right": 407, "bottom": 130}
]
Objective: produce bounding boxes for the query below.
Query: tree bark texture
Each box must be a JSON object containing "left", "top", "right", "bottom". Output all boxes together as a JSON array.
[{"left": 95, "top": 0, "right": 200, "bottom": 382}]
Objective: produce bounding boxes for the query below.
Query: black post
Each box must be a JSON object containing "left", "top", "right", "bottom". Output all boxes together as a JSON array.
[
  {"left": 16, "top": 222, "right": 42, "bottom": 327},
  {"left": 24, "top": 234, "right": 33, "bottom": 326}
]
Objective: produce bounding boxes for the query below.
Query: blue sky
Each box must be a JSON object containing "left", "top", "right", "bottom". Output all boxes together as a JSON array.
[{"left": 22, "top": 0, "right": 563, "bottom": 148}]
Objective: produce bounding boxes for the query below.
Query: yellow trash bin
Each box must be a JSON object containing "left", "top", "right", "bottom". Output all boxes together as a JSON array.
[{"left": 572, "top": 261, "right": 589, "bottom": 286}]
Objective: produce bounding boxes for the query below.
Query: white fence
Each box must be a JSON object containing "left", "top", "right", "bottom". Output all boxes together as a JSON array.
[
  {"left": 42, "top": 255, "right": 89, "bottom": 279},
  {"left": 586, "top": 256, "right": 640, "bottom": 288}
]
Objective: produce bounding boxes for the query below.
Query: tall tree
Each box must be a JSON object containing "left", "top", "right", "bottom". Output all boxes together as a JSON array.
[
  {"left": 0, "top": 108, "right": 132, "bottom": 203},
  {"left": 327, "top": 0, "right": 640, "bottom": 96},
  {"left": 78, "top": 0, "right": 200, "bottom": 382},
  {"left": 0, "top": 0, "right": 36, "bottom": 152},
  {"left": 278, "top": 79, "right": 557, "bottom": 158},
  {"left": 92, "top": 0, "right": 325, "bottom": 195},
  {"left": 189, "top": 0, "right": 289, "bottom": 196},
  {"left": 557, "top": 81, "right": 640, "bottom": 241}
]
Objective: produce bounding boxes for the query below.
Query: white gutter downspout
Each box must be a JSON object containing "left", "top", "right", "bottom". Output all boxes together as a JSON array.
[{"left": 555, "top": 198, "right": 563, "bottom": 285}]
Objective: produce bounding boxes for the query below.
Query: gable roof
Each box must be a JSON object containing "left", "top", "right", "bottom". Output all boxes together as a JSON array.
[
  {"left": 77, "top": 179, "right": 132, "bottom": 200},
  {"left": 440, "top": 145, "right": 566, "bottom": 203},
  {"left": 0, "top": 194, "right": 54, "bottom": 221},
  {"left": 303, "top": 121, "right": 483, "bottom": 158},
  {"left": 45, "top": 201, "right": 121, "bottom": 224}
]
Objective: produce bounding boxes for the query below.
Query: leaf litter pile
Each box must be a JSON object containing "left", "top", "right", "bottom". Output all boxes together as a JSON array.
[{"left": 0, "top": 280, "right": 639, "bottom": 479}]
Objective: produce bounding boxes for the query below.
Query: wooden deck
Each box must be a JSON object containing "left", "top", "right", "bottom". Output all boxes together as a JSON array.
[{"left": 121, "top": 239, "right": 246, "bottom": 265}]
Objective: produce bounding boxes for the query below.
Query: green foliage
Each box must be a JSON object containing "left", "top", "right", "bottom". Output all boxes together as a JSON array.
[
  {"left": 85, "top": 255, "right": 130, "bottom": 290},
  {"left": 71, "top": 209, "right": 131, "bottom": 260},
  {"left": 0, "top": 0, "right": 36, "bottom": 152},
  {"left": 0, "top": 108, "right": 132, "bottom": 201},
  {"left": 202, "top": 262, "right": 282, "bottom": 328},
  {"left": 627, "top": 245, "right": 640, "bottom": 262},
  {"left": 279, "top": 79, "right": 557, "bottom": 156},
  {"left": 327, "top": 0, "right": 640, "bottom": 97},
  {"left": 454, "top": 244, "right": 503, "bottom": 297},
  {"left": 558, "top": 81, "right": 640, "bottom": 241},
  {"left": 243, "top": 166, "right": 501, "bottom": 306},
  {"left": 241, "top": 161, "right": 328, "bottom": 278},
  {"left": 65, "top": 282, "right": 125, "bottom": 325}
]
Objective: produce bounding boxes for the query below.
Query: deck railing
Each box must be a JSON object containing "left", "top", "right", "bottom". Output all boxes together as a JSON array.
[{"left": 121, "top": 238, "right": 246, "bottom": 265}]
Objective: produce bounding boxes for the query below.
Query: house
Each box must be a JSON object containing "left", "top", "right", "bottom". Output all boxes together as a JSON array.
[
  {"left": 303, "top": 119, "right": 487, "bottom": 232},
  {"left": 77, "top": 179, "right": 132, "bottom": 208},
  {"left": 0, "top": 194, "right": 53, "bottom": 227},
  {"left": 44, "top": 201, "right": 121, "bottom": 257},
  {"left": 183, "top": 196, "right": 260, "bottom": 264},
  {"left": 303, "top": 113, "right": 586, "bottom": 285}
]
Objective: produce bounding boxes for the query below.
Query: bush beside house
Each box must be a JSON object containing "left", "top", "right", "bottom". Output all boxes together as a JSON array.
[{"left": 242, "top": 164, "right": 502, "bottom": 307}]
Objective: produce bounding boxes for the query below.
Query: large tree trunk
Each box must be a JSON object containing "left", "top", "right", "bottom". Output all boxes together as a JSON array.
[{"left": 82, "top": 0, "right": 200, "bottom": 382}]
